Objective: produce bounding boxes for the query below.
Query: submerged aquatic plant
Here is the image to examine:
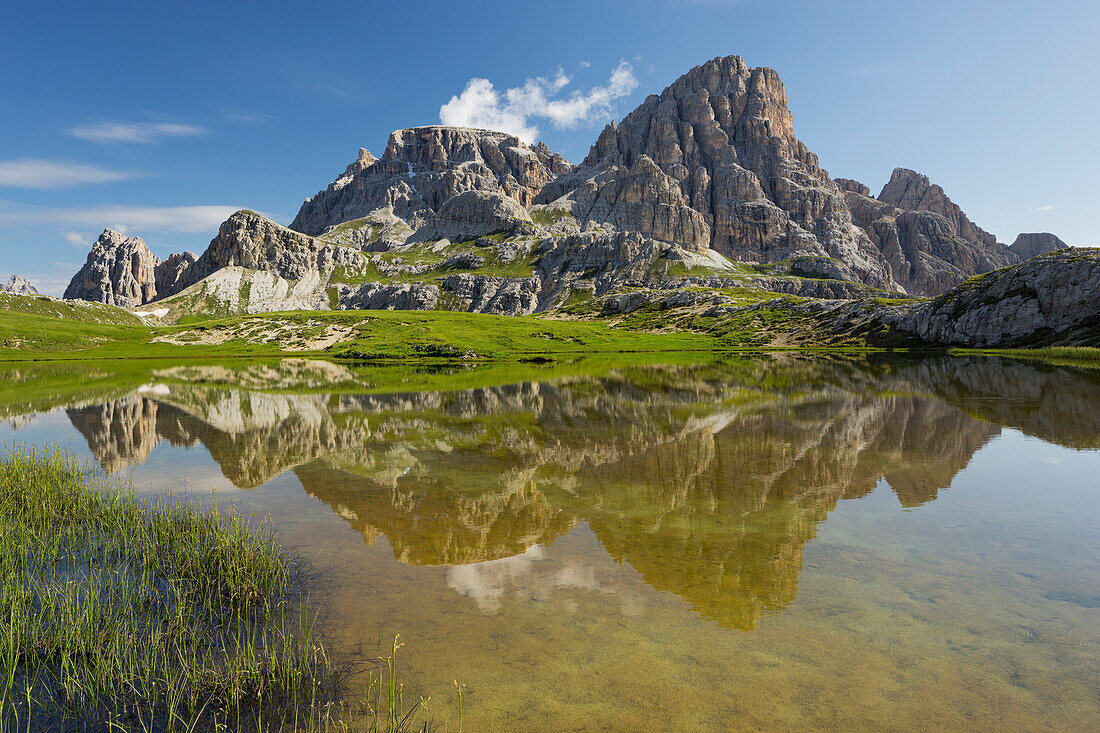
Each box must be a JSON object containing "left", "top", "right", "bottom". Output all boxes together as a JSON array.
[{"left": 0, "top": 445, "right": 339, "bottom": 731}]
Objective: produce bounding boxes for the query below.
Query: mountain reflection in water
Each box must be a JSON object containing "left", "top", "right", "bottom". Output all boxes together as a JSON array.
[{"left": 41, "top": 355, "right": 1100, "bottom": 631}]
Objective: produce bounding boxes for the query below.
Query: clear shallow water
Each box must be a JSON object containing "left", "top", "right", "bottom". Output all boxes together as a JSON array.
[{"left": 2, "top": 355, "right": 1098, "bottom": 730}]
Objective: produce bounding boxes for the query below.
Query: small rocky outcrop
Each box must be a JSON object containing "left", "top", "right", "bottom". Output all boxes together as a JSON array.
[
  {"left": 64, "top": 230, "right": 197, "bottom": 307},
  {"left": 335, "top": 281, "right": 441, "bottom": 311},
  {"left": 537, "top": 55, "right": 896, "bottom": 290},
  {"left": 411, "top": 190, "right": 532, "bottom": 243},
  {"left": 317, "top": 207, "right": 414, "bottom": 251},
  {"left": 290, "top": 127, "right": 571, "bottom": 235},
  {"left": 802, "top": 248, "right": 1100, "bottom": 347},
  {"left": 441, "top": 274, "right": 540, "bottom": 315},
  {"left": 185, "top": 211, "right": 365, "bottom": 285},
  {"left": 890, "top": 248, "right": 1100, "bottom": 346},
  {"left": 1010, "top": 232, "right": 1067, "bottom": 261},
  {"left": 2, "top": 274, "right": 38, "bottom": 296}
]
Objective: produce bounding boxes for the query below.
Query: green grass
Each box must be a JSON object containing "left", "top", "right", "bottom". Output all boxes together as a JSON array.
[
  {"left": 0, "top": 446, "right": 338, "bottom": 730},
  {"left": 950, "top": 346, "right": 1100, "bottom": 368},
  {"left": 328, "top": 310, "right": 713, "bottom": 360},
  {"left": 4, "top": 293, "right": 1100, "bottom": 369},
  {"left": 528, "top": 206, "right": 575, "bottom": 227},
  {"left": 0, "top": 305, "right": 720, "bottom": 362}
]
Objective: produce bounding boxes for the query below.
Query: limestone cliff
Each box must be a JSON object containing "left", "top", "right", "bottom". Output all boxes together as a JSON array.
[
  {"left": 184, "top": 210, "right": 365, "bottom": 285},
  {"left": 290, "top": 127, "right": 571, "bottom": 235},
  {"left": 1010, "top": 232, "right": 1067, "bottom": 261},
  {"left": 839, "top": 177, "right": 1017, "bottom": 296},
  {"left": 537, "top": 56, "right": 896, "bottom": 289},
  {"left": 64, "top": 229, "right": 197, "bottom": 307},
  {"left": 877, "top": 168, "right": 998, "bottom": 249}
]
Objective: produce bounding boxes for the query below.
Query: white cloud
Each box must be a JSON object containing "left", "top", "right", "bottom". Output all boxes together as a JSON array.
[
  {"left": 0, "top": 205, "right": 243, "bottom": 234},
  {"left": 67, "top": 121, "right": 207, "bottom": 144},
  {"left": 439, "top": 60, "right": 639, "bottom": 143},
  {"left": 1035, "top": 204, "right": 1055, "bottom": 211},
  {"left": 62, "top": 230, "right": 93, "bottom": 247},
  {"left": 0, "top": 159, "right": 138, "bottom": 189}
]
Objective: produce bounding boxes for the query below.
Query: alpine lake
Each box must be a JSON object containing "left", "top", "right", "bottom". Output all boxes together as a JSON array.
[{"left": 2, "top": 353, "right": 1098, "bottom": 731}]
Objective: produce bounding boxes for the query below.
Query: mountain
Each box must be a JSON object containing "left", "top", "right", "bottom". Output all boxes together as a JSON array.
[
  {"left": 535, "top": 56, "right": 894, "bottom": 288},
  {"left": 290, "top": 126, "right": 572, "bottom": 236},
  {"left": 1010, "top": 232, "right": 1067, "bottom": 260},
  {"left": 838, "top": 170, "right": 1073, "bottom": 296},
  {"left": 64, "top": 229, "right": 197, "bottom": 307},
  {"left": 56, "top": 54, "right": 1094, "bottom": 348},
  {"left": 2, "top": 274, "right": 38, "bottom": 296}
]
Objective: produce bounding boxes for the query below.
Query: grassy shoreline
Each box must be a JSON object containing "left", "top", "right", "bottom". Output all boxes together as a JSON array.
[
  {"left": 1, "top": 447, "right": 336, "bottom": 730},
  {"left": 3, "top": 296, "right": 1100, "bottom": 371}
]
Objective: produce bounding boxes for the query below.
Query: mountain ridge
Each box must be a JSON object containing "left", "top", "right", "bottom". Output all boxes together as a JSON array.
[{"left": 54, "top": 54, "right": 1092, "bottom": 349}]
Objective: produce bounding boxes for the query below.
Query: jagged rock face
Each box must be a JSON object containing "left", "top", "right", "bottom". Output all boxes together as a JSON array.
[
  {"left": 64, "top": 230, "right": 198, "bottom": 307},
  {"left": 154, "top": 252, "right": 198, "bottom": 296},
  {"left": 2, "top": 274, "right": 38, "bottom": 296},
  {"left": 537, "top": 155, "right": 711, "bottom": 252},
  {"left": 805, "top": 248, "right": 1100, "bottom": 347},
  {"left": 65, "top": 229, "right": 156, "bottom": 307},
  {"left": 833, "top": 178, "right": 870, "bottom": 197},
  {"left": 878, "top": 168, "right": 997, "bottom": 248},
  {"left": 290, "top": 127, "right": 571, "bottom": 236},
  {"left": 890, "top": 248, "right": 1100, "bottom": 347},
  {"left": 1010, "top": 232, "right": 1066, "bottom": 261},
  {"left": 441, "top": 274, "right": 540, "bottom": 315},
  {"left": 186, "top": 211, "right": 365, "bottom": 285},
  {"left": 839, "top": 176, "right": 1017, "bottom": 296},
  {"left": 411, "top": 190, "right": 532, "bottom": 243},
  {"left": 538, "top": 56, "right": 895, "bottom": 289},
  {"left": 64, "top": 229, "right": 196, "bottom": 307}
]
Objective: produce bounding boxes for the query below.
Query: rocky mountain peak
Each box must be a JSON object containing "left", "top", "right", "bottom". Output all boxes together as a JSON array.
[
  {"left": 1010, "top": 232, "right": 1067, "bottom": 261},
  {"left": 185, "top": 210, "right": 365, "bottom": 286},
  {"left": 64, "top": 229, "right": 198, "bottom": 308},
  {"left": 542, "top": 54, "right": 896, "bottom": 288},
  {"left": 878, "top": 167, "right": 996, "bottom": 248},
  {"left": 2, "top": 274, "right": 39, "bottom": 296},
  {"left": 290, "top": 127, "right": 572, "bottom": 236}
]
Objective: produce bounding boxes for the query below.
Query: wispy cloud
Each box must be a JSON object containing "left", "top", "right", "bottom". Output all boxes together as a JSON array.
[
  {"left": 0, "top": 204, "right": 242, "bottom": 234},
  {"left": 223, "top": 107, "right": 274, "bottom": 123},
  {"left": 1035, "top": 204, "right": 1055, "bottom": 211},
  {"left": 439, "top": 60, "right": 639, "bottom": 143},
  {"left": 0, "top": 159, "right": 139, "bottom": 189},
  {"left": 62, "top": 230, "right": 93, "bottom": 247},
  {"left": 67, "top": 121, "right": 207, "bottom": 144}
]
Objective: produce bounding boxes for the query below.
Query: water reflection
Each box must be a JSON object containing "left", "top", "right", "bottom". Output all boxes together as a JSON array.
[{"left": 6, "top": 355, "right": 1100, "bottom": 631}]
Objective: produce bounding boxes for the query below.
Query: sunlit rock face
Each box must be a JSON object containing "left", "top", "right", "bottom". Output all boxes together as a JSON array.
[
  {"left": 838, "top": 169, "right": 1018, "bottom": 296},
  {"left": 291, "top": 127, "right": 571, "bottom": 236},
  {"left": 2, "top": 274, "right": 38, "bottom": 296},
  {"left": 538, "top": 56, "right": 896, "bottom": 289},
  {"left": 64, "top": 229, "right": 198, "bottom": 307}
]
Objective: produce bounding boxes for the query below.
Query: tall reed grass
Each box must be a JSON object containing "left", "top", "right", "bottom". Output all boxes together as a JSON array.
[{"left": 0, "top": 446, "right": 344, "bottom": 731}]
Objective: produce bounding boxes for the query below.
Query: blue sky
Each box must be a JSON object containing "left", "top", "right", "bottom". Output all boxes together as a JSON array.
[{"left": 1, "top": 0, "right": 1096, "bottom": 295}]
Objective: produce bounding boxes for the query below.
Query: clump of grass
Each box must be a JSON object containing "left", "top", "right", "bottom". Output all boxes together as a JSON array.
[{"left": 0, "top": 446, "right": 339, "bottom": 730}]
